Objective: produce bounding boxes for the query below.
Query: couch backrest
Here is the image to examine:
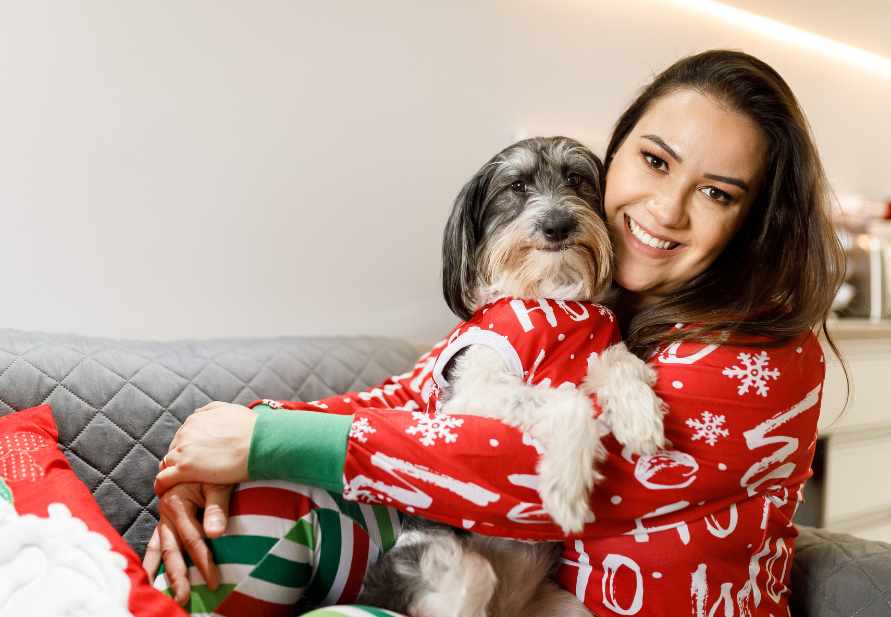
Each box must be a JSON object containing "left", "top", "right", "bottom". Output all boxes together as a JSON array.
[{"left": 0, "top": 328, "right": 419, "bottom": 557}]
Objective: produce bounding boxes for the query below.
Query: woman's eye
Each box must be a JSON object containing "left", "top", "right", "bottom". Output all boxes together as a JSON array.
[
  {"left": 703, "top": 187, "right": 732, "bottom": 203},
  {"left": 566, "top": 173, "right": 581, "bottom": 187},
  {"left": 643, "top": 153, "right": 668, "bottom": 172},
  {"left": 511, "top": 181, "right": 527, "bottom": 193}
]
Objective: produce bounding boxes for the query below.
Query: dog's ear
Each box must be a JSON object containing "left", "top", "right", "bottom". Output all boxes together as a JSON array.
[{"left": 442, "top": 164, "right": 494, "bottom": 321}]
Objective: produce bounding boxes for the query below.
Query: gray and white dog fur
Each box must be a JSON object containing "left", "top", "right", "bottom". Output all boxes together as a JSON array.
[{"left": 357, "top": 137, "right": 666, "bottom": 617}]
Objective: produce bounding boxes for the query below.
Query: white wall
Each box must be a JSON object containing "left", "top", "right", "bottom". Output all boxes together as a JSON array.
[{"left": 1, "top": 0, "right": 889, "bottom": 342}]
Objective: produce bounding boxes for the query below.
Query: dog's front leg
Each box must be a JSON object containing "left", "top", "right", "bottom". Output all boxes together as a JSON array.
[
  {"left": 442, "top": 345, "right": 605, "bottom": 533},
  {"left": 582, "top": 343, "right": 666, "bottom": 455}
]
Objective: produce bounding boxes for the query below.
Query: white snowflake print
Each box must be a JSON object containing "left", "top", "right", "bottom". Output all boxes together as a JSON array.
[
  {"left": 722, "top": 351, "right": 780, "bottom": 397},
  {"left": 349, "top": 417, "right": 376, "bottom": 443},
  {"left": 686, "top": 411, "right": 729, "bottom": 446},
  {"left": 597, "top": 304, "right": 615, "bottom": 321},
  {"left": 405, "top": 412, "right": 464, "bottom": 446},
  {"left": 261, "top": 399, "right": 283, "bottom": 409}
]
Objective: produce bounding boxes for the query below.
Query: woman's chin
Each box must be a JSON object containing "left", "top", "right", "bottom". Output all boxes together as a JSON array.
[{"left": 613, "top": 276, "right": 670, "bottom": 308}]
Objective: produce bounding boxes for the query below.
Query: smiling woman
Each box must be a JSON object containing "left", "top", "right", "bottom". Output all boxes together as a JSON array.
[
  {"left": 604, "top": 52, "right": 844, "bottom": 355},
  {"left": 606, "top": 89, "right": 767, "bottom": 300}
]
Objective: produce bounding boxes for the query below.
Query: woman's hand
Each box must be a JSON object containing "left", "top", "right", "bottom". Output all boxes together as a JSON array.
[
  {"left": 154, "top": 402, "right": 258, "bottom": 496},
  {"left": 142, "top": 482, "right": 235, "bottom": 606}
]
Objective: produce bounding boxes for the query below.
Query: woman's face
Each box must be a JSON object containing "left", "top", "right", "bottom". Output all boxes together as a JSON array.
[{"left": 604, "top": 89, "right": 767, "bottom": 301}]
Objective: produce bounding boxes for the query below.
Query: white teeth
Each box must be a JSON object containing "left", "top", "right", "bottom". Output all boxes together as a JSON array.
[{"left": 627, "top": 216, "right": 677, "bottom": 250}]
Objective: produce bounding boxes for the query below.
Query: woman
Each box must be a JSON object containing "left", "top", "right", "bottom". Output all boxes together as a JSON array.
[{"left": 146, "top": 50, "right": 845, "bottom": 617}]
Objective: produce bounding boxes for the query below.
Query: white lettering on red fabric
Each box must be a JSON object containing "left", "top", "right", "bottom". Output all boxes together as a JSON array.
[
  {"left": 692, "top": 564, "right": 735, "bottom": 617},
  {"left": 740, "top": 385, "right": 820, "bottom": 497},
  {"left": 555, "top": 300, "right": 590, "bottom": 322},
  {"left": 705, "top": 504, "right": 738, "bottom": 539},
  {"left": 347, "top": 452, "right": 501, "bottom": 509},
  {"left": 510, "top": 299, "right": 557, "bottom": 332},
  {"left": 626, "top": 501, "right": 691, "bottom": 544},
  {"left": 507, "top": 502, "right": 552, "bottom": 524},
  {"left": 507, "top": 474, "right": 539, "bottom": 490},
  {"left": 737, "top": 541, "right": 772, "bottom": 611},
  {"left": 571, "top": 539, "right": 593, "bottom": 602},
  {"left": 765, "top": 537, "right": 791, "bottom": 603},
  {"left": 657, "top": 341, "right": 720, "bottom": 365},
  {"left": 602, "top": 554, "right": 644, "bottom": 615},
  {"left": 525, "top": 349, "right": 546, "bottom": 384},
  {"left": 344, "top": 474, "right": 433, "bottom": 508}
]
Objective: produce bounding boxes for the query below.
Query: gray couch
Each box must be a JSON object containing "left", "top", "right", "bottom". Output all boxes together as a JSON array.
[{"left": 0, "top": 328, "right": 888, "bottom": 616}]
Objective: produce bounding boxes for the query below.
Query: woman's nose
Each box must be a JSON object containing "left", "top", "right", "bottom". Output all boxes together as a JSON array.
[{"left": 645, "top": 188, "right": 689, "bottom": 228}]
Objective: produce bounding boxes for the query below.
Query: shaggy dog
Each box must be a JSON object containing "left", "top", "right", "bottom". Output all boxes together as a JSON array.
[{"left": 358, "top": 137, "right": 665, "bottom": 617}]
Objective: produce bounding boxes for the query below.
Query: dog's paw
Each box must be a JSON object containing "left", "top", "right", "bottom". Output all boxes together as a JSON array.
[
  {"left": 537, "top": 452, "right": 601, "bottom": 534},
  {"left": 587, "top": 343, "right": 666, "bottom": 456},
  {"left": 409, "top": 537, "right": 496, "bottom": 617},
  {"left": 607, "top": 387, "right": 666, "bottom": 456}
]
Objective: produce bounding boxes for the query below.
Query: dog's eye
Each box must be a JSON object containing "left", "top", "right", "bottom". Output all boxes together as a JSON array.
[
  {"left": 510, "top": 181, "right": 526, "bottom": 193},
  {"left": 566, "top": 173, "right": 581, "bottom": 187}
]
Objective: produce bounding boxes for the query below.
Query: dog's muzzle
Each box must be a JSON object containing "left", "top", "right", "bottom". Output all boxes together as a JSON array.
[{"left": 539, "top": 212, "right": 578, "bottom": 249}]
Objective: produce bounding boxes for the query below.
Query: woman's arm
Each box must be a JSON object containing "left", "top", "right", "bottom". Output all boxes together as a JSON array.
[
  {"left": 152, "top": 336, "right": 449, "bottom": 494},
  {"left": 156, "top": 329, "right": 825, "bottom": 541},
  {"left": 247, "top": 338, "right": 449, "bottom": 416},
  {"left": 337, "top": 330, "right": 826, "bottom": 540}
]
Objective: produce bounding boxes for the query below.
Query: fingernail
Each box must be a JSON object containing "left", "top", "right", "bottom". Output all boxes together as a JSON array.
[{"left": 208, "top": 514, "right": 225, "bottom": 531}]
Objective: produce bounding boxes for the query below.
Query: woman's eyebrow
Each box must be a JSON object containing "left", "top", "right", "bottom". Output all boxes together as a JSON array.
[
  {"left": 703, "top": 173, "right": 749, "bottom": 192},
  {"left": 641, "top": 135, "right": 682, "bottom": 163}
]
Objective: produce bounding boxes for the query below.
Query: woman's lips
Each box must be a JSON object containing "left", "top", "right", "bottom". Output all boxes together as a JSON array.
[{"left": 626, "top": 215, "right": 680, "bottom": 250}]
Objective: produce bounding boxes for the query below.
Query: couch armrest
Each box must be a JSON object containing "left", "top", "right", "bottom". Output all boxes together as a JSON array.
[{"left": 790, "top": 525, "right": 891, "bottom": 617}]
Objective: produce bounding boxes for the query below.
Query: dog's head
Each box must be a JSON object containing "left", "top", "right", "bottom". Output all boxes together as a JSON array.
[{"left": 442, "top": 136, "right": 612, "bottom": 320}]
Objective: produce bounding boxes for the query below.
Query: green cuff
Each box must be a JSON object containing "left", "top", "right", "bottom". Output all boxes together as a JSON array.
[{"left": 248, "top": 407, "right": 352, "bottom": 492}]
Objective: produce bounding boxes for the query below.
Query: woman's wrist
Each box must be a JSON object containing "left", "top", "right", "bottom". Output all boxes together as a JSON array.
[{"left": 248, "top": 406, "right": 353, "bottom": 491}]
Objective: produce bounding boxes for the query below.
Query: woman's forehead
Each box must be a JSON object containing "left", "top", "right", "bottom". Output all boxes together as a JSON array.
[{"left": 633, "top": 89, "right": 767, "bottom": 181}]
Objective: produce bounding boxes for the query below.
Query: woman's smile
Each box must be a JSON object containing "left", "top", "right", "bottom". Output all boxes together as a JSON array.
[
  {"left": 624, "top": 214, "right": 682, "bottom": 252},
  {"left": 604, "top": 89, "right": 767, "bottom": 301}
]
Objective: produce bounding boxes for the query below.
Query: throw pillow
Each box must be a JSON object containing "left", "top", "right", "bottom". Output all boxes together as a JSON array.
[{"left": 0, "top": 404, "right": 186, "bottom": 617}]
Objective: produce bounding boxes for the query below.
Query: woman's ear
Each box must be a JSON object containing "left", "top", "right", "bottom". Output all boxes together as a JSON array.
[{"left": 441, "top": 165, "right": 493, "bottom": 321}]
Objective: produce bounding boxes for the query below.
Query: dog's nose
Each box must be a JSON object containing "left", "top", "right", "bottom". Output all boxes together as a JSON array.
[{"left": 541, "top": 213, "right": 576, "bottom": 243}]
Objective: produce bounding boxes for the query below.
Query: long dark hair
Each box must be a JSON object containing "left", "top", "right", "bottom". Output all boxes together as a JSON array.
[{"left": 605, "top": 50, "right": 846, "bottom": 360}]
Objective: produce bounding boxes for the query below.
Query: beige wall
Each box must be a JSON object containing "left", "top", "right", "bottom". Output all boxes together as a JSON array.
[{"left": 1, "top": 0, "right": 889, "bottom": 342}]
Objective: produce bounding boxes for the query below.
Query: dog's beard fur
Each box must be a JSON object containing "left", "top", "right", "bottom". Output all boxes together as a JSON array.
[{"left": 476, "top": 198, "right": 612, "bottom": 305}]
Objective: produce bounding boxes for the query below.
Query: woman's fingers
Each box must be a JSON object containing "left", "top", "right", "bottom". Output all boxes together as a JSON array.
[
  {"left": 154, "top": 462, "right": 189, "bottom": 497},
  {"left": 142, "top": 527, "right": 162, "bottom": 582},
  {"left": 157, "top": 516, "right": 192, "bottom": 606},
  {"left": 203, "top": 483, "right": 234, "bottom": 539},
  {"left": 159, "top": 484, "right": 222, "bottom": 592}
]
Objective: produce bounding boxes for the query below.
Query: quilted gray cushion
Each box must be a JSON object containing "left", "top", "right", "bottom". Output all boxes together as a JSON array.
[
  {"left": 791, "top": 526, "right": 891, "bottom": 617},
  {"left": 0, "top": 328, "right": 419, "bottom": 557}
]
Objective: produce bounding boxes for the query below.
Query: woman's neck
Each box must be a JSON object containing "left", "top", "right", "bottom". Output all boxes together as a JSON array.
[{"left": 604, "top": 286, "right": 663, "bottom": 334}]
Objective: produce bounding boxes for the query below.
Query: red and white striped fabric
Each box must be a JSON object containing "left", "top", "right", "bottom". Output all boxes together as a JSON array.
[{"left": 153, "top": 482, "right": 401, "bottom": 617}]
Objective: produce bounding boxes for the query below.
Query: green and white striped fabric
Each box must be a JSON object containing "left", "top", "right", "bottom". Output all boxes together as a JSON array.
[{"left": 153, "top": 481, "right": 402, "bottom": 617}]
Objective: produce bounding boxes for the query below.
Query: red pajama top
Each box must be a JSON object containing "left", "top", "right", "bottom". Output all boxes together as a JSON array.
[{"left": 254, "top": 297, "right": 824, "bottom": 617}]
